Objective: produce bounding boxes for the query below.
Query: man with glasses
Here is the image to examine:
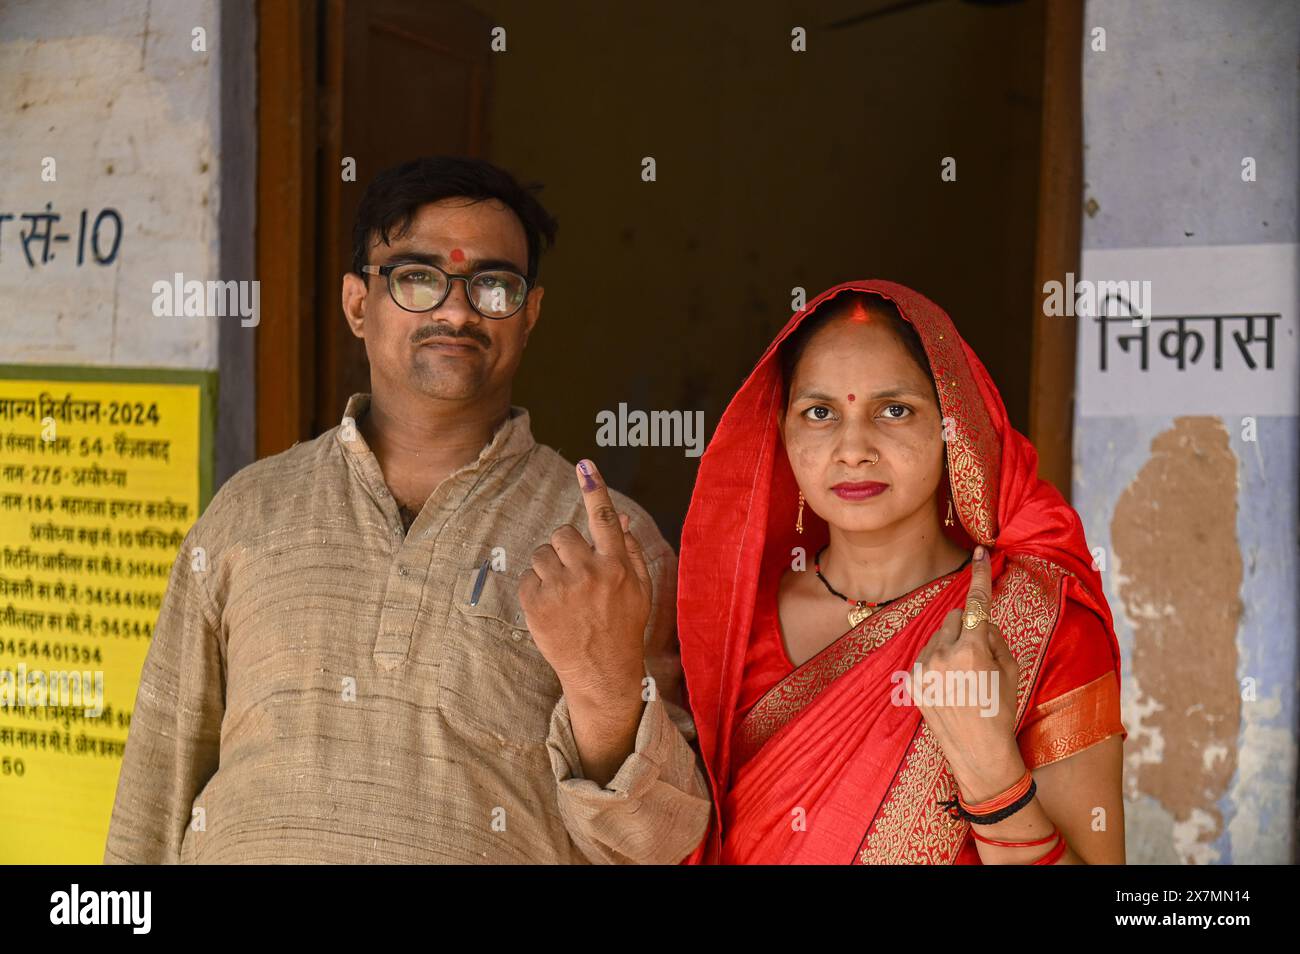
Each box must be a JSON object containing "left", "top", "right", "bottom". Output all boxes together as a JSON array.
[{"left": 105, "top": 157, "right": 711, "bottom": 864}]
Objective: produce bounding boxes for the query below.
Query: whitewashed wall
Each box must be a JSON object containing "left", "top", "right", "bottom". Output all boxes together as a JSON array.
[
  {"left": 0, "top": 0, "right": 255, "bottom": 482},
  {"left": 1076, "top": 0, "right": 1298, "bottom": 864}
]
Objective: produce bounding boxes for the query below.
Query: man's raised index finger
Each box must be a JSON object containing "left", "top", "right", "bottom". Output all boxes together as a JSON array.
[{"left": 576, "top": 459, "right": 627, "bottom": 557}]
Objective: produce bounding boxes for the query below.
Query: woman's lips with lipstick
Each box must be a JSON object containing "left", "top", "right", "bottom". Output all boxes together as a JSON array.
[{"left": 831, "top": 481, "right": 889, "bottom": 501}]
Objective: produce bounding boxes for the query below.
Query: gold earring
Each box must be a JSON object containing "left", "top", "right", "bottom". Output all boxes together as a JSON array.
[
  {"left": 796, "top": 491, "right": 805, "bottom": 534},
  {"left": 942, "top": 464, "right": 954, "bottom": 527}
]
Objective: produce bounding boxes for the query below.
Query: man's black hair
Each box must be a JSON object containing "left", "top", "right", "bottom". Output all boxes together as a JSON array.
[{"left": 351, "top": 156, "right": 559, "bottom": 284}]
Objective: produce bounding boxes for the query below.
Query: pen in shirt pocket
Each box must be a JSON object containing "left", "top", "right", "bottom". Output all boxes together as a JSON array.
[{"left": 468, "top": 558, "right": 491, "bottom": 607}]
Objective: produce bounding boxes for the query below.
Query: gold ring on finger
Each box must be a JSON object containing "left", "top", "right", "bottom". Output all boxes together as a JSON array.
[{"left": 962, "top": 602, "right": 991, "bottom": 630}]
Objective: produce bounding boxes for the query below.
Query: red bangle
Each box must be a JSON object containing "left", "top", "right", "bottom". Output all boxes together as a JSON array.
[
  {"left": 971, "top": 824, "right": 1059, "bottom": 849},
  {"left": 1030, "top": 833, "right": 1068, "bottom": 865},
  {"left": 959, "top": 768, "right": 1033, "bottom": 815}
]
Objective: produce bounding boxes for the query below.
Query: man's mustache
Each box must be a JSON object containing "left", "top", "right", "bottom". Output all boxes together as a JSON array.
[{"left": 411, "top": 324, "right": 491, "bottom": 349}]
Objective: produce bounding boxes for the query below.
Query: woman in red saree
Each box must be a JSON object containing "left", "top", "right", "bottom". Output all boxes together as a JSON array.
[{"left": 678, "top": 280, "right": 1127, "bottom": 864}]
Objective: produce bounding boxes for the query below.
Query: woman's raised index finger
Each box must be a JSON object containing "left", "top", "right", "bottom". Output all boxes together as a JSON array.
[{"left": 963, "top": 546, "right": 992, "bottom": 627}]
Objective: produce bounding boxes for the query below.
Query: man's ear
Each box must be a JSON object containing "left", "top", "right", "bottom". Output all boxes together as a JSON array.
[{"left": 341, "top": 272, "right": 368, "bottom": 339}]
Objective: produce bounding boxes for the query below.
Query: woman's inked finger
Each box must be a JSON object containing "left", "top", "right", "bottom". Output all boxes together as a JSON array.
[{"left": 960, "top": 545, "right": 992, "bottom": 638}]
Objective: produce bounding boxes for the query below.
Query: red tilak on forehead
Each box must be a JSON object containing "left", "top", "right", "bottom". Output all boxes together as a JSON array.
[
  {"left": 848, "top": 393, "right": 856, "bottom": 402},
  {"left": 846, "top": 300, "right": 873, "bottom": 322},
  {"left": 449, "top": 248, "right": 466, "bottom": 263}
]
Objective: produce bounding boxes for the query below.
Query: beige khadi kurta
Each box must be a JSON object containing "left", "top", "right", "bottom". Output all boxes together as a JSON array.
[{"left": 104, "top": 394, "right": 710, "bottom": 864}]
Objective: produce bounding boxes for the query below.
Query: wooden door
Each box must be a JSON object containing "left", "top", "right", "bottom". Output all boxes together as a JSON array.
[{"left": 257, "top": 0, "right": 493, "bottom": 455}]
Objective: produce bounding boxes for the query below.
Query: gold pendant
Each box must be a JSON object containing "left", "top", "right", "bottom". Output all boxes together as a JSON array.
[{"left": 848, "top": 602, "right": 874, "bottom": 627}]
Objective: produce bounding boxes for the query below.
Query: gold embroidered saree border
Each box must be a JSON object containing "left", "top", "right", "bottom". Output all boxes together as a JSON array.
[
  {"left": 918, "top": 322, "right": 1001, "bottom": 547},
  {"left": 1018, "top": 669, "right": 1125, "bottom": 769},
  {"left": 732, "top": 573, "right": 962, "bottom": 768},
  {"left": 857, "top": 554, "right": 1072, "bottom": 864}
]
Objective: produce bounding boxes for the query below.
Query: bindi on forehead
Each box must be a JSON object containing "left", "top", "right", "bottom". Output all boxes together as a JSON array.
[
  {"left": 449, "top": 248, "right": 466, "bottom": 263},
  {"left": 847, "top": 393, "right": 856, "bottom": 402}
]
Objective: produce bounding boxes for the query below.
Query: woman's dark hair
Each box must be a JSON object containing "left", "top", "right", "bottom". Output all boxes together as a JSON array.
[
  {"left": 778, "top": 291, "right": 938, "bottom": 409},
  {"left": 350, "top": 156, "right": 559, "bottom": 284}
]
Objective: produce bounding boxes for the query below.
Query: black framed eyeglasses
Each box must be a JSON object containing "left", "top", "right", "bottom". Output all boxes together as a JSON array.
[{"left": 361, "top": 262, "right": 530, "bottom": 319}]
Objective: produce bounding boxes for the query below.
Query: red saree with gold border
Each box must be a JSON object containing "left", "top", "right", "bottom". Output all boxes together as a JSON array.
[{"left": 677, "top": 280, "right": 1126, "bottom": 865}]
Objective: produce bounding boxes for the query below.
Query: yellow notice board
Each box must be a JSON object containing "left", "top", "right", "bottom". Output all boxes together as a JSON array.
[{"left": 0, "top": 366, "right": 215, "bottom": 863}]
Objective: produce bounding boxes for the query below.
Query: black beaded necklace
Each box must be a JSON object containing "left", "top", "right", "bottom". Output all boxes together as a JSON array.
[{"left": 813, "top": 544, "right": 973, "bottom": 627}]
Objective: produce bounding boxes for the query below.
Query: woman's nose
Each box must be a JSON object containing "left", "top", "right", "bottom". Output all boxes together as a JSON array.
[{"left": 832, "top": 419, "right": 881, "bottom": 468}]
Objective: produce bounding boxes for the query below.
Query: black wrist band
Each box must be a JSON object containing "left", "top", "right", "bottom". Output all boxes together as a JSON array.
[{"left": 937, "top": 779, "right": 1037, "bottom": 825}]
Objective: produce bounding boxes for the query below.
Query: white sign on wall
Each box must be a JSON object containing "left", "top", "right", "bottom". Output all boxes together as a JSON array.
[{"left": 1076, "top": 243, "right": 1298, "bottom": 417}]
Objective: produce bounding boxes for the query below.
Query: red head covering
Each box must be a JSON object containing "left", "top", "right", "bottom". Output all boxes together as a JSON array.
[{"left": 677, "top": 279, "right": 1119, "bottom": 863}]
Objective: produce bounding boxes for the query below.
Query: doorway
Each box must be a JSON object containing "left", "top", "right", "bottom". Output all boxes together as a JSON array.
[{"left": 256, "top": 0, "right": 1082, "bottom": 544}]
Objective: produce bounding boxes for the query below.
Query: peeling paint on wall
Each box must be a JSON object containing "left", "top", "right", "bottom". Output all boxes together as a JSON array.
[
  {"left": 1111, "top": 417, "right": 1243, "bottom": 863},
  {"left": 1080, "top": 0, "right": 1299, "bottom": 865}
]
